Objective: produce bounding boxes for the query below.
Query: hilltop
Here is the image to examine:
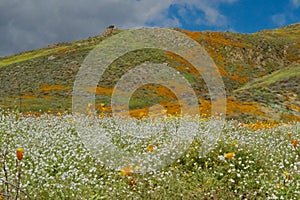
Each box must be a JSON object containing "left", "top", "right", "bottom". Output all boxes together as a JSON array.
[{"left": 0, "top": 24, "right": 299, "bottom": 121}]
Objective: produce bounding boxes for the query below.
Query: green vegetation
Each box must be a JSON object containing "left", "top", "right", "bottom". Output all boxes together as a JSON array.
[
  {"left": 0, "top": 24, "right": 299, "bottom": 121},
  {"left": 0, "top": 111, "right": 299, "bottom": 199},
  {"left": 235, "top": 64, "right": 300, "bottom": 92},
  {"left": 0, "top": 46, "right": 70, "bottom": 67}
]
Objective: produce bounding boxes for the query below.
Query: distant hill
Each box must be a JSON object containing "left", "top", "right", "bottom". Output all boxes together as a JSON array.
[{"left": 0, "top": 24, "right": 299, "bottom": 121}]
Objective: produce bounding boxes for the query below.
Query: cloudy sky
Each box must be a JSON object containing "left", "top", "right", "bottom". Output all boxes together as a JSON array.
[{"left": 0, "top": 0, "right": 299, "bottom": 57}]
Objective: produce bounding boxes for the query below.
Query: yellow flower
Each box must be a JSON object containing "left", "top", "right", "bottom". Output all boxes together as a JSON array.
[
  {"left": 284, "top": 171, "right": 291, "bottom": 180},
  {"left": 119, "top": 166, "right": 133, "bottom": 176},
  {"left": 87, "top": 103, "right": 93, "bottom": 108},
  {"left": 99, "top": 103, "right": 105, "bottom": 110},
  {"left": 224, "top": 152, "right": 235, "bottom": 160},
  {"left": 147, "top": 144, "right": 155, "bottom": 152},
  {"left": 16, "top": 148, "right": 24, "bottom": 161}
]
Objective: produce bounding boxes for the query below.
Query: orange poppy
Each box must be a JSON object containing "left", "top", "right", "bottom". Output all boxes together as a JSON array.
[
  {"left": 16, "top": 148, "right": 24, "bottom": 161},
  {"left": 292, "top": 139, "right": 298, "bottom": 148},
  {"left": 224, "top": 152, "right": 235, "bottom": 160}
]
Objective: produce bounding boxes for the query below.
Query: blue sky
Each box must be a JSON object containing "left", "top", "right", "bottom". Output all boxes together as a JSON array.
[
  {"left": 0, "top": 0, "right": 299, "bottom": 57},
  {"left": 158, "top": 0, "right": 300, "bottom": 33}
]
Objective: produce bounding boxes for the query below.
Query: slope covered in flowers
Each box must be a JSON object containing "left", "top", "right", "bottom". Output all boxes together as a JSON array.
[
  {"left": 0, "top": 24, "right": 299, "bottom": 122},
  {"left": 1, "top": 110, "right": 300, "bottom": 199}
]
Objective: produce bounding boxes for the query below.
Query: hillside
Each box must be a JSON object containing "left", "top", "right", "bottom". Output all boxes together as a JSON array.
[{"left": 0, "top": 24, "right": 299, "bottom": 121}]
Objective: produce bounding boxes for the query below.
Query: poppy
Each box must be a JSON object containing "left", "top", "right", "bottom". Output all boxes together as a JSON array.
[
  {"left": 292, "top": 139, "right": 298, "bottom": 148},
  {"left": 16, "top": 148, "right": 24, "bottom": 161},
  {"left": 224, "top": 152, "right": 235, "bottom": 160}
]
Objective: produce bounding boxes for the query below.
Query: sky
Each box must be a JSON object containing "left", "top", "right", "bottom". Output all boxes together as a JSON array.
[{"left": 0, "top": 0, "right": 299, "bottom": 57}]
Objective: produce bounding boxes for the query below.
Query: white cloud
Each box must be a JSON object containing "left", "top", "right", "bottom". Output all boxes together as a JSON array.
[
  {"left": 269, "top": 1, "right": 299, "bottom": 28},
  {"left": 166, "top": 0, "right": 238, "bottom": 27},
  {"left": 0, "top": 0, "right": 237, "bottom": 56},
  {"left": 271, "top": 14, "right": 287, "bottom": 26},
  {"left": 291, "top": 0, "right": 300, "bottom": 8}
]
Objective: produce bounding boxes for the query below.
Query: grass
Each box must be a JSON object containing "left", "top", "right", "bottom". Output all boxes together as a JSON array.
[
  {"left": 0, "top": 46, "right": 70, "bottom": 67},
  {"left": 0, "top": 96, "right": 71, "bottom": 113},
  {"left": 0, "top": 27, "right": 119, "bottom": 67},
  {"left": 235, "top": 64, "right": 300, "bottom": 92},
  {"left": 0, "top": 109, "right": 300, "bottom": 199}
]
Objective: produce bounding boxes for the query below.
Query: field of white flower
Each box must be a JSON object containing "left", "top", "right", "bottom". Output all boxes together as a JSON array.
[{"left": 0, "top": 109, "right": 299, "bottom": 199}]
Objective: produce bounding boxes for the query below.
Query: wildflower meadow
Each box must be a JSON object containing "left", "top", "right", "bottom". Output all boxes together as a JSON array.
[{"left": 0, "top": 109, "right": 299, "bottom": 199}]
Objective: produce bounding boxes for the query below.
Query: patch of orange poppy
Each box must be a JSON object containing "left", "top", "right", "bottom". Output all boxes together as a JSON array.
[{"left": 37, "top": 84, "right": 70, "bottom": 92}]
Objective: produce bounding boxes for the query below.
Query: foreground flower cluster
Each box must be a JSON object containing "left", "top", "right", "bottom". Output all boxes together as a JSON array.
[{"left": 0, "top": 109, "right": 299, "bottom": 199}]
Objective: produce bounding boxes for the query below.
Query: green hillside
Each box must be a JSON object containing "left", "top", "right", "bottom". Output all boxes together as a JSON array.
[{"left": 0, "top": 24, "right": 299, "bottom": 121}]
